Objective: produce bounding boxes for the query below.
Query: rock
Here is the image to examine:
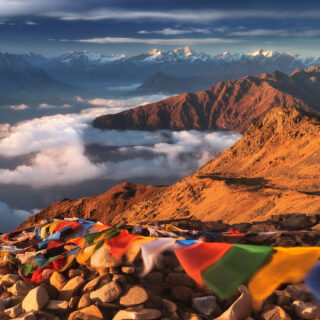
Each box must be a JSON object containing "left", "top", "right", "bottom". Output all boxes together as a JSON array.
[
  {"left": 68, "top": 305, "right": 103, "bottom": 320},
  {"left": 90, "top": 245, "right": 121, "bottom": 272},
  {"left": 46, "top": 300, "right": 68, "bottom": 312},
  {"left": 192, "top": 296, "right": 217, "bottom": 316},
  {"left": 35, "top": 310, "right": 60, "bottom": 320},
  {"left": 22, "top": 286, "right": 49, "bottom": 312},
  {"left": 171, "top": 286, "right": 194, "bottom": 302},
  {"left": 90, "top": 281, "right": 122, "bottom": 303},
  {"left": 8, "top": 281, "right": 34, "bottom": 296},
  {"left": 78, "top": 293, "right": 91, "bottom": 309},
  {"left": 12, "top": 312, "right": 37, "bottom": 320},
  {"left": 120, "top": 286, "right": 148, "bottom": 306},
  {"left": 4, "top": 302, "right": 23, "bottom": 318},
  {"left": 122, "top": 266, "right": 135, "bottom": 274},
  {"left": 0, "top": 274, "right": 20, "bottom": 287},
  {"left": 273, "top": 290, "right": 291, "bottom": 306},
  {"left": 113, "top": 274, "right": 126, "bottom": 284},
  {"left": 262, "top": 306, "right": 292, "bottom": 320},
  {"left": 215, "top": 285, "right": 251, "bottom": 320},
  {"left": 279, "top": 215, "right": 315, "bottom": 231},
  {"left": 113, "top": 308, "right": 162, "bottom": 320},
  {"left": 145, "top": 272, "right": 164, "bottom": 284},
  {"left": 69, "top": 296, "right": 80, "bottom": 310},
  {"left": 0, "top": 261, "right": 14, "bottom": 275},
  {"left": 50, "top": 272, "right": 67, "bottom": 291},
  {"left": 293, "top": 300, "right": 320, "bottom": 320},
  {"left": 284, "top": 284, "right": 312, "bottom": 301},
  {"left": 59, "top": 276, "right": 85, "bottom": 300},
  {"left": 68, "top": 268, "right": 85, "bottom": 278},
  {"left": 165, "top": 273, "right": 196, "bottom": 289},
  {"left": 162, "top": 299, "right": 177, "bottom": 314},
  {"left": 43, "top": 285, "right": 59, "bottom": 300},
  {"left": 82, "top": 274, "right": 111, "bottom": 293},
  {"left": 182, "top": 312, "right": 202, "bottom": 320}
]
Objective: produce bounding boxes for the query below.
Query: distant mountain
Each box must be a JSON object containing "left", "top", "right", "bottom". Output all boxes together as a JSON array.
[
  {"left": 0, "top": 53, "right": 79, "bottom": 99},
  {"left": 21, "top": 107, "right": 320, "bottom": 226},
  {"left": 18, "top": 47, "right": 320, "bottom": 94},
  {"left": 138, "top": 72, "right": 215, "bottom": 94},
  {"left": 93, "top": 67, "right": 320, "bottom": 133}
]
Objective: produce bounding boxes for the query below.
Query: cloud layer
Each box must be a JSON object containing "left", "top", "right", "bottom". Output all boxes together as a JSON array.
[{"left": 0, "top": 95, "right": 241, "bottom": 188}]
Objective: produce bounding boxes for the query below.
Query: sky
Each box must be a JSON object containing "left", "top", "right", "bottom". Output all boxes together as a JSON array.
[{"left": 1, "top": 0, "right": 320, "bottom": 56}]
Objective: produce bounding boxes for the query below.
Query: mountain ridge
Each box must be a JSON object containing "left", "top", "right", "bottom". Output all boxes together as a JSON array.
[
  {"left": 93, "top": 68, "right": 320, "bottom": 133},
  {"left": 21, "top": 106, "right": 320, "bottom": 227}
]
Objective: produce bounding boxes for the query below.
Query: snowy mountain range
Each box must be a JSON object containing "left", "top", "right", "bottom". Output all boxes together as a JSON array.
[
  {"left": 1, "top": 46, "right": 319, "bottom": 99},
  {"left": 21, "top": 47, "right": 320, "bottom": 66}
]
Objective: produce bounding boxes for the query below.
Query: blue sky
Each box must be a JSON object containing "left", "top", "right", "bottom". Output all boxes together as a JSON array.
[{"left": 1, "top": 0, "right": 320, "bottom": 56}]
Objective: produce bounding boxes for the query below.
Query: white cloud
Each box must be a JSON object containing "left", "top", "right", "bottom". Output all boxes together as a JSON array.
[
  {"left": 0, "top": 95, "right": 241, "bottom": 188},
  {"left": 138, "top": 28, "right": 210, "bottom": 36},
  {"left": 25, "top": 20, "right": 38, "bottom": 25},
  {"left": 229, "top": 28, "right": 320, "bottom": 38},
  {"left": 0, "top": 201, "right": 34, "bottom": 233},
  {"left": 62, "top": 37, "right": 242, "bottom": 45},
  {"left": 10, "top": 104, "right": 29, "bottom": 111},
  {"left": 46, "top": 9, "right": 320, "bottom": 23}
]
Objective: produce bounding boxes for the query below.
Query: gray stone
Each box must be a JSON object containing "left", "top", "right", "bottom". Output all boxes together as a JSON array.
[
  {"left": 192, "top": 296, "right": 217, "bottom": 316},
  {"left": 82, "top": 273, "right": 111, "bottom": 293}
]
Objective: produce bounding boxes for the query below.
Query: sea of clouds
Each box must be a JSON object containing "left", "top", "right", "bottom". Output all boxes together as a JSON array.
[{"left": 0, "top": 95, "right": 241, "bottom": 231}]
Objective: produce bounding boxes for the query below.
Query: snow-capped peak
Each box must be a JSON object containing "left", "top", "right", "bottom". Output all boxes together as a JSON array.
[
  {"left": 248, "top": 49, "right": 273, "bottom": 57},
  {"left": 215, "top": 51, "right": 231, "bottom": 57},
  {"left": 173, "top": 46, "right": 194, "bottom": 57}
]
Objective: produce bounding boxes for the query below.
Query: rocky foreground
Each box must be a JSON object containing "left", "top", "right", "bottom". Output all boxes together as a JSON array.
[{"left": 0, "top": 214, "right": 319, "bottom": 320}]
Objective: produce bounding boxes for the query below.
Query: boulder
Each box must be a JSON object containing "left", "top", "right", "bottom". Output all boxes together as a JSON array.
[
  {"left": 68, "top": 305, "right": 103, "bottom": 320},
  {"left": 162, "top": 299, "right": 177, "bottom": 314},
  {"left": 113, "top": 308, "right": 162, "bottom": 320},
  {"left": 46, "top": 300, "right": 69, "bottom": 312},
  {"left": 22, "top": 286, "right": 49, "bottom": 312},
  {"left": 59, "top": 276, "right": 85, "bottom": 300},
  {"left": 171, "top": 286, "right": 194, "bottom": 302},
  {"left": 284, "top": 284, "right": 312, "bottom": 302},
  {"left": 82, "top": 274, "right": 111, "bottom": 293},
  {"left": 120, "top": 286, "right": 148, "bottom": 306},
  {"left": 192, "top": 296, "right": 217, "bottom": 316},
  {"left": 90, "top": 281, "right": 122, "bottom": 303},
  {"left": 262, "top": 306, "right": 292, "bottom": 320},
  {"left": 4, "top": 302, "right": 23, "bottom": 318},
  {"left": 0, "top": 274, "right": 20, "bottom": 287},
  {"left": 165, "top": 273, "right": 196, "bottom": 289},
  {"left": 8, "top": 281, "right": 34, "bottom": 296},
  {"left": 90, "top": 245, "right": 121, "bottom": 272},
  {"left": 50, "top": 272, "right": 67, "bottom": 291},
  {"left": 293, "top": 300, "right": 320, "bottom": 320},
  {"left": 122, "top": 266, "right": 135, "bottom": 274},
  {"left": 78, "top": 293, "right": 91, "bottom": 309}
]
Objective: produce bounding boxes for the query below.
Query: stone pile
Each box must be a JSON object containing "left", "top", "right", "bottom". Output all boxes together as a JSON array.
[{"left": 0, "top": 248, "right": 319, "bottom": 320}]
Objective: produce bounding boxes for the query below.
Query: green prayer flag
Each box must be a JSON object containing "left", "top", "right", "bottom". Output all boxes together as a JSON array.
[{"left": 202, "top": 244, "right": 273, "bottom": 300}]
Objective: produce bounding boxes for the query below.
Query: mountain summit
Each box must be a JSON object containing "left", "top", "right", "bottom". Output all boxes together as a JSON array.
[
  {"left": 21, "top": 107, "right": 320, "bottom": 227},
  {"left": 93, "top": 68, "right": 320, "bottom": 133}
]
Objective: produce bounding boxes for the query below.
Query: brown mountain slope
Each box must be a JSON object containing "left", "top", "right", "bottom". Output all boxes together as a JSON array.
[
  {"left": 111, "top": 106, "right": 320, "bottom": 224},
  {"left": 93, "top": 68, "right": 320, "bottom": 133},
  {"left": 20, "top": 183, "right": 163, "bottom": 229},
  {"left": 22, "top": 106, "right": 320, "bottom": 227}
]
